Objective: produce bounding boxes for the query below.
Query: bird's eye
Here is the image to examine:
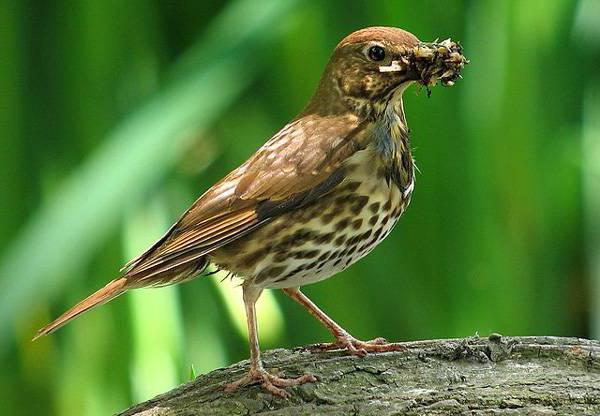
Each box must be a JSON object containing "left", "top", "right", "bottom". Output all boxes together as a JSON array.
[{"left": 367, "top": 45, "right": 386, "bottom": 61}]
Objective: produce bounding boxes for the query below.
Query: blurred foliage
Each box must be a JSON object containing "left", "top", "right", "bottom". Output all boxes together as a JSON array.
[{"left": 0, "top": 0, "right": 598, "bottom": 414}]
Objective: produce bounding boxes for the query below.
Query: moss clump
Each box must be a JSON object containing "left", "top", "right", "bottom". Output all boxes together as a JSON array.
[{"left": 380, "top": 39, "right": 468, "bottom": 90}]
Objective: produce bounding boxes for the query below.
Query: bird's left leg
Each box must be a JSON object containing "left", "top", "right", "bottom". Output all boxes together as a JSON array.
[
  {"left": 282, "top": 287, "right": 406, "bottom": 356},
  {"left": 224, "top": 283, "right": 315, "bottom": 397}
]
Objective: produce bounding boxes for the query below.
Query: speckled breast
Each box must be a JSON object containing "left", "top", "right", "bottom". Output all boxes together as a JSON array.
[{"left": 210, "top": 148, "right": 413, "bottom": 289}]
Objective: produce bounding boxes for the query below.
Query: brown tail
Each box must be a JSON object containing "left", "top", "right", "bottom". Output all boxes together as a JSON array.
[{"left": 33, "top": 278, "right": 129, "bottom": 341}]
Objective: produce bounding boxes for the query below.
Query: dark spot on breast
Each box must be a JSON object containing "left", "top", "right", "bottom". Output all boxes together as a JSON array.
[
  {"left": 275, "top": 229, "right": 315, "bottom": 250},
  {"left": 347, "top": 235, "right": 361, "bottom": 246},
  {"left": 273, "top": 251, "right": 288, "bottom": 263},
  {"left": 305, "top": 249, "right": 319, "bottom": 258},
  {"left": 255, "top": 265, "right": 286, "bottom": 284},
  {"left": 344, "top": 194, "right": 357, "bottom": 204},
  {"left": 321, "top": 212, "right": 336, "bottom": 225},
  {"left": 292, "top": 249, "right": 320, "bottom": 259},
  {"left": 335, "top": 218, "right": 350, "bottom": 231},
  {"left": 383, "top": 200, "right": 392, "bottom": 211},
  {"left": 351, "top": 218, "right": 363, "bottom": 230},
  {"left": 301, "top": 207, "right": 320, "bottom": 223},
  {"left": 369, "top": 215, "right": 379, "bottom": 226},
  {"left": 294, "top": 229, "right": 316, "bottom": 245},
  {"left": 288, "top": 266, "right": 303, "bottom": 276},
  {"left": 358, "top": 238, "right": 377, "bottom": 251},
  {"left": 290, "top": 250, "right": 306, "bottom": 259},
  {"left": 334, "top": 195, "right": 350, "bottom": 206},
  {"left": 306, "top": 260, "right": 319, "bottom": 270},
  {"left": 241, "top": 249, "right": 265, "bottom": 268},
  {"left": 315, "top": 232, "right": 335, "bottom": 245},
  {"left": 368, "top": 202, "right": 381, "bottom": 214},
  {"left": 274, "top": 240, "right": 292, "bottom": 252},
  {"left": 334, "top": 235, "right": 347, "bottom": 246},
  {"left": 265, "top": 223, "right": 287, "bottom": 239},
  {"left": 268, "top": 266, "right": 286, "bottom": 277},
  {"left": 351, "top": 196, "right": 369, "bottom": 215},
  {"left": 318, "top": 251, "right": 331, "bottom": 261}
]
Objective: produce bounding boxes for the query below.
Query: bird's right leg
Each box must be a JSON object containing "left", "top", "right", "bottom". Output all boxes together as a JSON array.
[
  {"left": 224, "top": 283, "right": 315, "bottom": 397},
  {"left": 283, "top": 288, "right": 406, "bottom": 356}
]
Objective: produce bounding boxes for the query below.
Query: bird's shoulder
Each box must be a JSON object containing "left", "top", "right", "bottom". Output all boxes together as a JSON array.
[{"left": 180, "top": 112, "right": 373, "bottom": 226}]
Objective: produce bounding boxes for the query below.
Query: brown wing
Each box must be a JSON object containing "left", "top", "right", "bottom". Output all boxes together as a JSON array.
[{"left": 121, "top": 113, "right": 371, "bottom": 282}]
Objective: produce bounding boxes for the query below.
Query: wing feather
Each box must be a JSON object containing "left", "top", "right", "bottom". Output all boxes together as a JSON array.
[
  {"left": 128, "top": 210, "right": 258, "bottom": 276},
  {"left": 123, "top": 113, "right": 371, "bottom": 283}
]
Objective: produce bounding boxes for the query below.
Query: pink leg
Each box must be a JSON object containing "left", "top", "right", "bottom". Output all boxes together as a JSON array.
[
  {"left": 282, "top": 288, "right": 406, "bottom": 356},
  {"left": 224, "top": 284, "right": 315, "bottom": 397}
]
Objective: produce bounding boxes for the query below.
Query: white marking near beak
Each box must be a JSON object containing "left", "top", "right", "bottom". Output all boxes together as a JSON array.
[{"left": 379, "top": 61, "right": 404, "bottom": 73}]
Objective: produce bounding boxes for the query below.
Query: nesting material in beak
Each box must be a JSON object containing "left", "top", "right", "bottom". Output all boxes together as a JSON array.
[
  {"left": 379, "top": 61, "right": 405, "bottom": 73},
  {"left": 379, "top": 38, "right": 468, "bottom": 88}
]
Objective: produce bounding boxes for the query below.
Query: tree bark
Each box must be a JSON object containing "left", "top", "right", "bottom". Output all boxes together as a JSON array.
[{"left": 120, "top": 335, "right": 600, "bottom": 415}]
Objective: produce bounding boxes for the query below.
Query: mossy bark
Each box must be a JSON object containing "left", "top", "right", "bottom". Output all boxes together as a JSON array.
[{"left": 120, "top": 336, "right": 600, "bottom": 415}]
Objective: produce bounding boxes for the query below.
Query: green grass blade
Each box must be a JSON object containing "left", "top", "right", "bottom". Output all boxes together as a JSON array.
[{"left": 0, "top": 0, "right": 301, "bottom": 349}]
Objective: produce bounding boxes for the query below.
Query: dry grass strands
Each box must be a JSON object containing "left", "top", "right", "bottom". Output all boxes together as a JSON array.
[{"left": 380, "top": 38, "right": 468, "bottom": 93}]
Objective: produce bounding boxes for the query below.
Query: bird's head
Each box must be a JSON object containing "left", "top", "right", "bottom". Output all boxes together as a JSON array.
[{"left": 305, "top": 27, "right": 467, "bottom": 118}]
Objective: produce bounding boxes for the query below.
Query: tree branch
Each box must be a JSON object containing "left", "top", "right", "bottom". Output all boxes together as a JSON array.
[{"left": 120, "top": 335, "right": 600, "bottom": 415}]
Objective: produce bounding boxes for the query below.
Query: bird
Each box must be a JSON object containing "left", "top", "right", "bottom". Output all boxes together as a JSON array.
[{"left": 35, "top": 26, "right": 466, "bottom": 397}]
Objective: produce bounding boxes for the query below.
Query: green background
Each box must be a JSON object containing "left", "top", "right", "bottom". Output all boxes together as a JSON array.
[{"left": 1, "top": 0, "right": 599, "bottom": 414}]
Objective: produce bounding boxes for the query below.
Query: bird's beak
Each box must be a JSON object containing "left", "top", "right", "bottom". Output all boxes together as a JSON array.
[{"left": 379, "top": 39, "right": 468, "bottom": 87}]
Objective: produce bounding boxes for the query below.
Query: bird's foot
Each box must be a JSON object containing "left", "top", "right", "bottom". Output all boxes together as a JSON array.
[
  {"left": 301, "top": 336, "right": 407, "bottom": 357},
  {"left": 224, "top": 366, "right": 316, "bottom": 398}
]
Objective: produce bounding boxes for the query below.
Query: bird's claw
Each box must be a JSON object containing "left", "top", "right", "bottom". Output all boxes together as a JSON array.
[
  {"left": 224, "top": 367, "right": 316, "bottom": 398},
  {"left": 300, "top": 336, "right": 407, "bottom": 356}
]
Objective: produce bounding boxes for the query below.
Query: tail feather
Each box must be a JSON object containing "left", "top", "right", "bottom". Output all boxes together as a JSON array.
[{"left": 33, "top": 278, "right": 128, "bottom": 340}]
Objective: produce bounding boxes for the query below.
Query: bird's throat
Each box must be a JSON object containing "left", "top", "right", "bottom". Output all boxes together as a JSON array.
[{"left": 374, "top": 88, "right": 414, "bottom": 195}]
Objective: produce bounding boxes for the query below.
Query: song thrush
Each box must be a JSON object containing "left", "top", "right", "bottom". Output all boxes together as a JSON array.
[{"left": 35, "top": 27, "right": 467, "bottom": 397}]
